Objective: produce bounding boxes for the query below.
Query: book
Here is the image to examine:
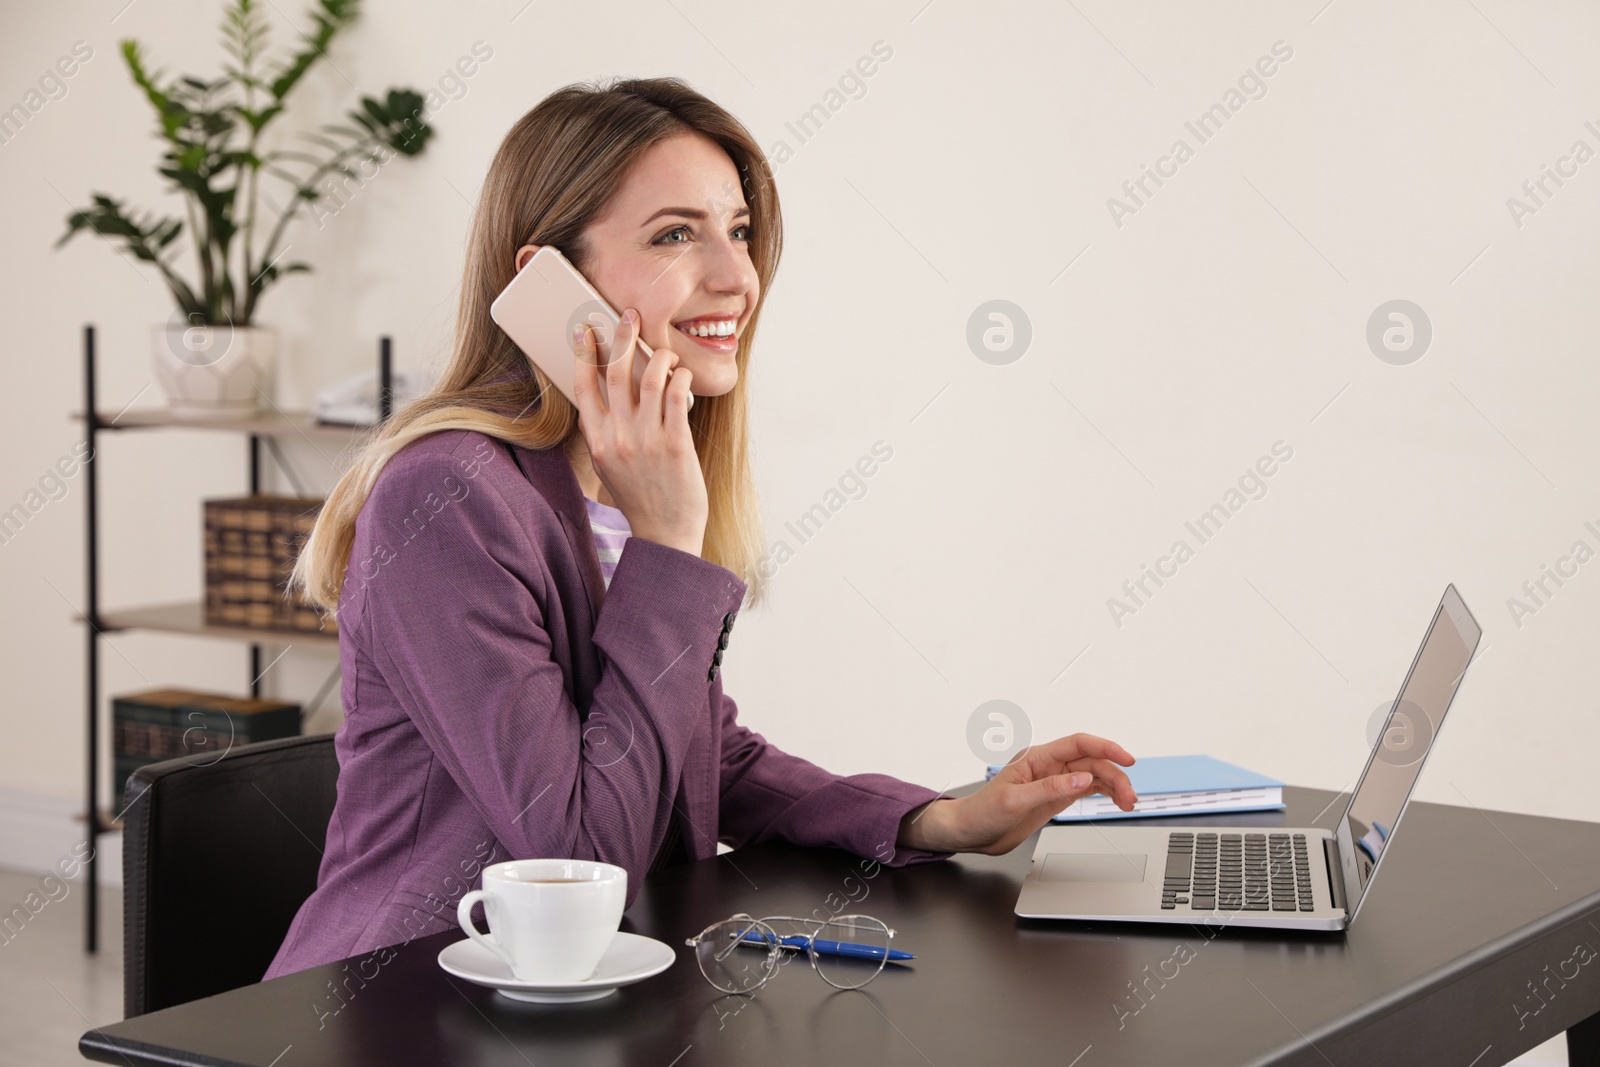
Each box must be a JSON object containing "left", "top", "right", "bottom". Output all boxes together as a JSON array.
[
  {"left": 112, "top": 687, "right": 302, "bottom": 814},
  {"left": 983, "top": 754, "right": 1285, "bottom": 821},
  {"left": 203, "top": 495, "right": 338, "bottom": 636}
]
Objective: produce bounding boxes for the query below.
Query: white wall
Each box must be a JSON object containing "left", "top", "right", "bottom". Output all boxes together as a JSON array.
[{"left": 3, "top": 0, "right": 1597, "bottom": 873}]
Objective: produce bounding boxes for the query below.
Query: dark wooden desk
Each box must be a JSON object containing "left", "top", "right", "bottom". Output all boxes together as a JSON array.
[{"left": 82, "top": 785, "right": 1600, "bottom": 1066}]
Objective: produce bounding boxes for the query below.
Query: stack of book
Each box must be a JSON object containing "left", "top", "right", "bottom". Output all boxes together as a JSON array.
[
  {"left": 203, "top": 495, "right": 336, "bottom": 635},
  {"left": 984, "top": 754, "right": 1285, "bottom": 821},
  {"left": 113, "top": 687, "right": 301, "bottom": 814}
]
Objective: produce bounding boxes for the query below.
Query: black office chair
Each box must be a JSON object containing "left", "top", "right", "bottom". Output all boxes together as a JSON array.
[{"left": 122, "top": 733, "right": 339, "bottom": 1017}]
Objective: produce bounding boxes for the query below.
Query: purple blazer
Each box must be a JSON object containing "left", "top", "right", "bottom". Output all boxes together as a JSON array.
[{"left": 265, "top": 429, "right": 950, "bottom": 980}]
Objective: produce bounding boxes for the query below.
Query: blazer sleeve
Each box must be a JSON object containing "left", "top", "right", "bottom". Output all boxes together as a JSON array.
[
  {"left": 350, "top": 448, "right": 744, "bottom": 900},
  {"left": 715, "top": 690, "right": 954, "bottom": 867}
]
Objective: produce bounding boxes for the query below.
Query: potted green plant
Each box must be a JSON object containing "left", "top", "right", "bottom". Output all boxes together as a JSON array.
[{"left": 56, "top": 0, "right": 433, "bottom": 420}]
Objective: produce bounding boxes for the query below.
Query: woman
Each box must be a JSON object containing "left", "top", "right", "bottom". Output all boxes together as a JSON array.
[{"left": 266, "top": 76, "right": 1138, "bottom": 980}]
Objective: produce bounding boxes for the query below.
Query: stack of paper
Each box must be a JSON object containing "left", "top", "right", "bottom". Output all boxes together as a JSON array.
[
  {"left": 983, "top": 754, "right": 1285, "bottom": 822},
  {"left": 313, "top": 368, "right": 433, "bottom": 427}
]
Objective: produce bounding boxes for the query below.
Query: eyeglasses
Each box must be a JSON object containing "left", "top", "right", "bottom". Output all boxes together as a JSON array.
[{"left": 684, "top": 913, "right": 897, "bottom": 994}]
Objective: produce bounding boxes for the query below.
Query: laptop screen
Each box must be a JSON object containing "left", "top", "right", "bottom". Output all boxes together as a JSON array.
[{"left": 1337, "top": 585, "right": 1482, "bottom": 919}]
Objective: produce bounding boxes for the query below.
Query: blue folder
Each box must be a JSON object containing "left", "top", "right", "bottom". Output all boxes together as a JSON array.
[{"left": 983, "top": 754, "right": 1287, "bottom": 821}]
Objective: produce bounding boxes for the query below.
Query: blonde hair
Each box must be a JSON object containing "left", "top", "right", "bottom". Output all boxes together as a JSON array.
[{"left": 290, "top": 76, "right": 780, "bottom": 620}]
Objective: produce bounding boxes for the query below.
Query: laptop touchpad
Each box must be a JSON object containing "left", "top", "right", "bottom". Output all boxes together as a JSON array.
[{"left": 1040, "top": 853, "right": 1147, "bottom": 883}]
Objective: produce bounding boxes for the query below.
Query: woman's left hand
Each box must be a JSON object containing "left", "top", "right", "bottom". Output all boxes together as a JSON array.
[{"left": 897, "top": 734, "right": 1138, "bottom": 856}]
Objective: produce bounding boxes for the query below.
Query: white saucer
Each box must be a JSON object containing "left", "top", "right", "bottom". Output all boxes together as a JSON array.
[{"left": 438, "top": 931, "right": 675, "bottom": 1003}]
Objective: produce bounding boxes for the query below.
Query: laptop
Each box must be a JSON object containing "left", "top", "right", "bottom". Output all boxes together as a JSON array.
[{"left": 1015, "top": 584, "right": 1482, "bottom": 931}]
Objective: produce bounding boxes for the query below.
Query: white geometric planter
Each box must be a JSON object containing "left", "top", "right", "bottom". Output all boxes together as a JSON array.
[{"left": 150, "top": 323, "right": 278, "bottom": 420}]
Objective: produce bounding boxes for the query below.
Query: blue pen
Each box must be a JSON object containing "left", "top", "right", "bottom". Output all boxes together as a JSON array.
[{"left": 737, "top": 931, "right": 914, "bottom": 961}]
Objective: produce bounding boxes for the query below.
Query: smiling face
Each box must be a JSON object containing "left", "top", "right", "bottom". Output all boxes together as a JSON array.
[{"left": 517, "top": 130, "right": 760, "bottom": 398}]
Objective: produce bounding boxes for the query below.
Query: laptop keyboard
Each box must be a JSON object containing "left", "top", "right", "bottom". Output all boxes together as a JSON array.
[{"left": 1161, "top": 832, "right": 1315, "bottom": 912}]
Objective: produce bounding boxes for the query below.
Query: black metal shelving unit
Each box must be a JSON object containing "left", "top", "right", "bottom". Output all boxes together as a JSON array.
[{"left": 74, "top": 324, "right": 395, "bottom": 953}]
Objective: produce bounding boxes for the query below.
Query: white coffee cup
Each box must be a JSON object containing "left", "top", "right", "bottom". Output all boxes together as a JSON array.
[{"left": 456, "top": 859, "right": 627, "bottom": 983}]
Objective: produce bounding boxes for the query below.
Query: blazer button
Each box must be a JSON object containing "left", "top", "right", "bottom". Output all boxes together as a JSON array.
[
  {"left": 712, "top": 648, "right": 723, "bottom": 666},
  {"left": 717, "top": 631, "right": 729, "bottom": 651},
  {"left": 708, "top": 664, "right": 718, "bottom": 682}
]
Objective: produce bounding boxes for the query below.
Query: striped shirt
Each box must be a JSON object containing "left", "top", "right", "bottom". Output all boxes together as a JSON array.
[{"left": 583, "top": 495, "right": 631, "bottom": 588}]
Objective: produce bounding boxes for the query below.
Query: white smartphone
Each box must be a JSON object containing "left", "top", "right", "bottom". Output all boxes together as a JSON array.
[{"left": 489, "top": 245, "right": 652, "bottom": 409}]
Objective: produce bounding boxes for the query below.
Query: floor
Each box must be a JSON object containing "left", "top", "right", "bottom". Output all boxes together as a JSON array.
[
  {"left": 0, "top": 869, "right": 124, "bottom": 1067},
  {"left": 0, "top": 868, "right": 1573, "bottom": 1066}
]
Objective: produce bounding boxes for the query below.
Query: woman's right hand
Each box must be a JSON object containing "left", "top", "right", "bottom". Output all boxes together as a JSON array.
[{"left": 571, "top": 307, "right": 708, "bottom": 557}]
